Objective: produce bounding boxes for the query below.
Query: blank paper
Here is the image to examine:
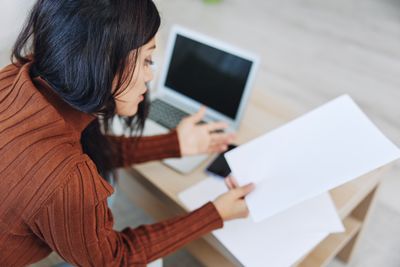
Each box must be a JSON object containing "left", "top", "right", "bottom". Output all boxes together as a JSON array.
[{"left": 225, "top": 95, "right": 400, "bottom": 222}]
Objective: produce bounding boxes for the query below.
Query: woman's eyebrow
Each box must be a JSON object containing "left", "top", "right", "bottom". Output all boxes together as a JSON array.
[{"left": 148, "top": 44, "right": 156, "bottom": 50}]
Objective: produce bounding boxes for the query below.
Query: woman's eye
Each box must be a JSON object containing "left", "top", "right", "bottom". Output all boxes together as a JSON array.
[{"left": 145, "top": 58, "right": 154, "bottom": 66}]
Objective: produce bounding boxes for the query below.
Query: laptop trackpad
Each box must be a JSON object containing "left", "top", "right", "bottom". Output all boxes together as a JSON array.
[
  {"left": 163, "top": 155, "right": 208, "bottom": 174},
  {"left": 143, "top": 119, "right": 169, "bottom": 135}
]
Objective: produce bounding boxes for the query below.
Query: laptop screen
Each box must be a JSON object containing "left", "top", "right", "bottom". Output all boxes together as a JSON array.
[{"left": 165, "top": 34, "right": 253, "bottom": 120}]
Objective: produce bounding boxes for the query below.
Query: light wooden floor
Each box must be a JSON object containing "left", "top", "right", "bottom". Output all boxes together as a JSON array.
[{"left": 1, "top": 0, "right": 399, "bottom": 266}]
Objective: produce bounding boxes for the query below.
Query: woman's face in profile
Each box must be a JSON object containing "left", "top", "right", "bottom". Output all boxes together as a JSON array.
[{"left": 114, "top": 37, "right": 156, "bottom": 116}]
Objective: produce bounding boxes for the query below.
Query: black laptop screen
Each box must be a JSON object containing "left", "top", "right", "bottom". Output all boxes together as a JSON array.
[{"left": 164, "top": 34, "right": 253, "bottom": 119}]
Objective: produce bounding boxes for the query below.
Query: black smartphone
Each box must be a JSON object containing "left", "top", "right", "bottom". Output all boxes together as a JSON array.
[{"left": 205, "top": 144, "right": 237, "bottom": 178}]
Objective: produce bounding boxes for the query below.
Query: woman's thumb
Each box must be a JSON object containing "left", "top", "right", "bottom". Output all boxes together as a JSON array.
[
  {"left": 234, "top": 183, "right": 255, "bottom": 198},
  {"left": 190, "top": 106, "right": 206, "bottom": 123}
]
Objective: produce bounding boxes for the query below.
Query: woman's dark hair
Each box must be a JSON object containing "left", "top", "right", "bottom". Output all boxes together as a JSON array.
[{"left": 11, "top": 0, "right": 161, "bottom": 181}]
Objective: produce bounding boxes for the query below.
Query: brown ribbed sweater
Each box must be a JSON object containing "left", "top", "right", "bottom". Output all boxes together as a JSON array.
[{"left": 0, "top": 63, "right": 223, "bottom": 267}]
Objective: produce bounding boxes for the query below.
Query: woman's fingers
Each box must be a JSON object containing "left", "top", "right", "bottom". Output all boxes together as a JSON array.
[
  {"left": 210, "top": 132, "right": 235, "bottom": 142},
  {"left": 206, "top": 121, "right": 229, "bottom": 132},
  {"left": 225, "top": 176, "right": 239, "bottom": 190},
  {"left": 207, "top": 144, "right": 228, "bottom": 153},
  {"left": 225, "top": 177, "right": 234, "bottom": 190},
  {"left": 225, "top": 176, "right": 251, "bottom": 194},
  {"left": 233, "top": 183, "right": 255, "bottom": 198},
  {"left": 228, "top": 176, "right": 239, "bottom": 188},
  {"left": 187, "top": 106, "right": 206, "bottom": 123},
  {"left": 209, "top": 132, "right": 236, "bottom": 148},
  {"left": 213, "top": 182, "right": 255, "bottom": 221},
  {"left": 224, "top": 176, "right": 235, "bottom": 190}
]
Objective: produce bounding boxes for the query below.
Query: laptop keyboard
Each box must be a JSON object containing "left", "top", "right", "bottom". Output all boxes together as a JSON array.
[{"left": 148, "top": 99, "right": 190, "bottom": 129}]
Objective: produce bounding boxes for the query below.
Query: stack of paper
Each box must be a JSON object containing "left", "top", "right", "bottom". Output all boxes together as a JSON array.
[
  {"left": 179, "top": 177, "right": 342, "bottom": 267},
  {"left": 178, "top": 95, "right": 400, "bottom": 266}
]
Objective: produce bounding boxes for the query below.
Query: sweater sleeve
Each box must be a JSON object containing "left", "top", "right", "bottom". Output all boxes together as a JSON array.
[
  {"left": 106, "top": 130, "right": 181, "bottom": 168},
  {"left": 29, "top": 159, "right": 223, "bottom": 267}
]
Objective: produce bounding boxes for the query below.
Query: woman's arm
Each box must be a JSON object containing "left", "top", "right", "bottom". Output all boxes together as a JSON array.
[
  {"left": 106, "top": 130, "right": 181, "bottom": 168},
  {"left": 106, "top": 108, "right": 236, "bottom": 169},
  {"left": 28, "top": 159, "right": 222, "bottom": 267}
]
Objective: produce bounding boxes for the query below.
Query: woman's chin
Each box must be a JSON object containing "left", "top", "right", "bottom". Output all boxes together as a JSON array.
[
  {"left": 127, "top": 106, "right": 138, "bottom": 116},
  {"left": 116, "top": 106, "right": 138, "bottom": 117}
]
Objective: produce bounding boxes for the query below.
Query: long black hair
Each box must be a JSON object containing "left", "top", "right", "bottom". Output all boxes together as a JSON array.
[{"left": 11, "top": 0, "right": 161, "bottom": 181}]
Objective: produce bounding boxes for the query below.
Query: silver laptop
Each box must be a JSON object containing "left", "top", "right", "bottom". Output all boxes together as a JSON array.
[{"left": 144, "top": 25, "right": 260, "bottom": 173}]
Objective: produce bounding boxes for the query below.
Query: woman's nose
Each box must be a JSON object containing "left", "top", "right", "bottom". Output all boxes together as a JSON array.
[{"left": 145, "top": 69, "right": 154, "bottom": 83}]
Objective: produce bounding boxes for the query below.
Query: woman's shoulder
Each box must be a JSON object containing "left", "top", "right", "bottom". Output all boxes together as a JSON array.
[
  {"left": 0, "top": 62, "right": 95, "bottom": 138},
  {"left": 0, "top": 63, "right": 99, "bottom": 220},
  {"left": 0, "top": 62, "right": 85, "bottom": 153},
  {"left": 0, "top": 62, "right": 74, "bottom": 132},
  {"left": 0, "top": 63, "right": 83, "bottom": 179},
  {"left": 0, "top": 63, "right": 19, "bottom": 79}
]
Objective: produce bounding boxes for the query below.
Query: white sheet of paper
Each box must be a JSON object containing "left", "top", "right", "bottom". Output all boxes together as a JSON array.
[
  {"left": 225, "top": 95, "right": 400, "bottom": 222},
  {"left": 179, "top": 177, "right": 343, "bottom": 267}
]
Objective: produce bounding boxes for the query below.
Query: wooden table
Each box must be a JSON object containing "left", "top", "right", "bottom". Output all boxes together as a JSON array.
[{"left": 118, "top": 88, "right": 388, "bottom": 267}]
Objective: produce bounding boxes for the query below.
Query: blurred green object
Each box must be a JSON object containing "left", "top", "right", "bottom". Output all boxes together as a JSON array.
[{"left": 203, "top": 0, "right": 222, "bottom": 4}]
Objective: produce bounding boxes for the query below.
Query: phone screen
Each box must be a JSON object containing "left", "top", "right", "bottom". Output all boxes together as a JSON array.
[{"left": 205, "top": 144, "right": 237, "bottom": 178}]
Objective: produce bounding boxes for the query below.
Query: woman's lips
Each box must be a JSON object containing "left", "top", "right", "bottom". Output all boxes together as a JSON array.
[{"left": 137, "top": 88, "right": 147, "bottom": 102}]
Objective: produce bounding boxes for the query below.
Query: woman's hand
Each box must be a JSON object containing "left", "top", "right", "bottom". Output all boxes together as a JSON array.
[
  {"left": 225, "top": 175, "right": 239, "bottom": 190},
  {"left": 213, "top": 178, "right": 254, "bottom": 221},
  {"left": 176, "top": 107, "right": 236, "bottom": 156}
]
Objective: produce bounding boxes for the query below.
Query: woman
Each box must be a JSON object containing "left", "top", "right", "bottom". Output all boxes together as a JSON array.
[{"left": 0, "top": 0, "right": 254, "bottom": 266}]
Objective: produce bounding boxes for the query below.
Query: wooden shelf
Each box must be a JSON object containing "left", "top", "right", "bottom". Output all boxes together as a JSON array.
[
  {"left": 297, "top": 216, "right": 362, "bottom": 267},
  {"left": 330, "top": 167, "right": 386, "bottom": 219}
]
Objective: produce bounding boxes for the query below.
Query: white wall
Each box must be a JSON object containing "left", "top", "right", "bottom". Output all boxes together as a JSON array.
[{"left": 0, "top": 0, "right": 34, "bottom": 66}]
